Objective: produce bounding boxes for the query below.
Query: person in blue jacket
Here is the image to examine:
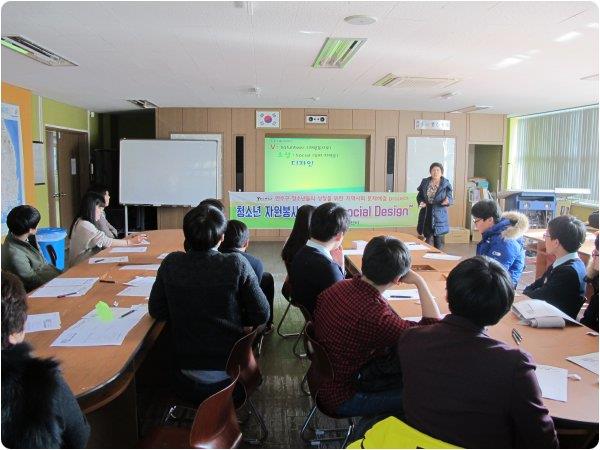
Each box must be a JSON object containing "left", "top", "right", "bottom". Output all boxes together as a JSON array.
[
  {"left": 416, "top": 162, "right": 453, "bottom": 250},
  {"left": 471, "top": 200, "right": 530, "bottom": 286}
]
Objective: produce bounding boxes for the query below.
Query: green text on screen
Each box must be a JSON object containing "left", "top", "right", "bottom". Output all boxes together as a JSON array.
[{"left": 264, "top": 137, "right": 367, "bottom": 192}]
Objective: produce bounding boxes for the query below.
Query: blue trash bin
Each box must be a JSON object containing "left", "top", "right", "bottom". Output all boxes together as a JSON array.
[{"left": 36, "top": 227, "right": 67, "bottom": 271}]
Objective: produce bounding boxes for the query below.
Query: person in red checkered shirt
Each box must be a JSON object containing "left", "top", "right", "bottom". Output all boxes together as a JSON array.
[{"left": 314, "top": 236, "right": 442, "bottom": 418}]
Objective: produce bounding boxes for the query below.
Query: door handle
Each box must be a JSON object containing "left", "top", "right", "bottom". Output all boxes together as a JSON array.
[
  {"left": 59, "top": 193, "right": 67, "bottom": 197},
  {"left": 52, "top": 193, "right": 60, "bottom": 198}
]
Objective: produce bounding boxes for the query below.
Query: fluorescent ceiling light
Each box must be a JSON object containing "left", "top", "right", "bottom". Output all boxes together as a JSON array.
[
  {"left": 554, "top": 31, "right": 582, "bottom": 42},
  {"left": 448, "top": 105, "right": 492, "bottom": 114},
  {"left": 312, "top": 37, "right": 367, "bottom": 69},
  {"left": 127, "top": 99, "right": 158, "bottom": 109},
  {"left": 1, "top": 35, "right": 77, "bottom": 66},
  {"left": 300, "top": 30, "right": 324, "bottom": 35},
  {"left": 1, "top": 39, "right": 29, "bottom": 55}
]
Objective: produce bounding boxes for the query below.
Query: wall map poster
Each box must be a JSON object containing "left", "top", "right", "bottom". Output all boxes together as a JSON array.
[{"left": 1, "top": 103, "right": 25, "bottom": 234}]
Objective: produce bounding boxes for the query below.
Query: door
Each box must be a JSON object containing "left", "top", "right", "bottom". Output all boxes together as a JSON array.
[{"left": 45, "top": 129, "right": 88, "bottom": 228}]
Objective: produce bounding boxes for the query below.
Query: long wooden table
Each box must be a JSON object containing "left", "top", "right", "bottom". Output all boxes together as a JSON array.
[
  {"left": 343, "top": 230, "right": 599, "bottom": 426},
  {"left": 525, "top": 229, "right": 596, "bottom": 278},
  {"left": 26, "top": 229, "right": 184, "bottom": 446}
]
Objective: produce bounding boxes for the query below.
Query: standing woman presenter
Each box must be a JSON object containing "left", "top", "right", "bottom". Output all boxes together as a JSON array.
[{"left": 416, "top": 162, "right": 453, "bottom": 250}]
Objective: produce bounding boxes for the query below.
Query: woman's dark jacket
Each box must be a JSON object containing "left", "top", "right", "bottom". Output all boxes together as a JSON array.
[
  {"left": 1, "top": 342, "right": 90, "bottom": 448},
  {"left": 416, "top": 176, "right": 453, "bottom": 236},
  {"left": 581, "top": 275, "right": 599, "bottom": 331}
]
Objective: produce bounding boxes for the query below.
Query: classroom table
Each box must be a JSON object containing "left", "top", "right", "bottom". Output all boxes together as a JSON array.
[
  {"left": 343, "top": 230, "right": 599, "bottom": 426},
  {"left": 525, "top": 229, "right": 596, "bottom": 279},
  {"left": 25, "top": 229, "right": 184, "bottom": 446}
]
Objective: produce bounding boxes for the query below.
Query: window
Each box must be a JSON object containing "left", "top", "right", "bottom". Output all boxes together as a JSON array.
[{"left": 508, "top": 106, "right": 599, "bottom": 202}]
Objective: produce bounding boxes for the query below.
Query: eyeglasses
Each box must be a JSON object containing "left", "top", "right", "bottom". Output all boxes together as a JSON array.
[
  {"left": 472, "top": 218, "right": 483, "bottom": 224},
  {"left": 543, "top": 232, "right": 551, "bottom": 239}
]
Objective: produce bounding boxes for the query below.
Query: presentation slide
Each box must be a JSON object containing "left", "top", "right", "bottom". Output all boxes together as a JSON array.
[{"left": 265, "top": 137, "right": 366, "bottom": 192}]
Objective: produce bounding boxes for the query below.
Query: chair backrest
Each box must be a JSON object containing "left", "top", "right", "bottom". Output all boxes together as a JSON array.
[
  {"left": 225, "top": 328, "right": 261, "bottom": 395},
  {"left": 304, "top": 321, "right": 335, "bottom": 396},
  {"left": 189, "top": 368, "right": 243, "bottom": 449},
  {"left": 298, "top": 304, "right": 313, "bottom": 323},
  {"left": 346, "top": 416, "right": 460, "bottom": 449}
]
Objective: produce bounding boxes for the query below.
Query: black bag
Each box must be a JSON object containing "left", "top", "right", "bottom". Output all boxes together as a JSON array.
[{"left": 354, "top": 348, "right": 403, "bottom": 393}]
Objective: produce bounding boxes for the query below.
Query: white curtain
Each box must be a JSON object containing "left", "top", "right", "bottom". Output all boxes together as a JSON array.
[{"left": 509, "top": 106, "right": 599, "bottom": 202}]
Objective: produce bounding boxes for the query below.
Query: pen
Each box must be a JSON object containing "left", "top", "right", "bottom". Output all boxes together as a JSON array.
[
  {"left": 513, "top": 328, "right": 523, "bottom": 340},
  {"left": 57, "top": 291, "right": 78, "bottom": 298},
  {"left": 120, "top": 310, "right": 135, "bottom": 318},
  {"left": 94, "top": 259, "right": 105, "bottom": 263},
  {"left": 390, "top": 295, "right": 413, "bottom": 298},
  {"left": 99, "top": 279, "right": 116, "bottom": 284}
]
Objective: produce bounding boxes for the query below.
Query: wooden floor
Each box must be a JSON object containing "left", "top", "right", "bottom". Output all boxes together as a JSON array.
[{"left": 136, "top": 239, "right": 489, "bottom": 448}]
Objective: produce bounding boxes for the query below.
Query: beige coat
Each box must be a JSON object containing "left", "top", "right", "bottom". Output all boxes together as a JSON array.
[{"left": 68, "top": 219, "right": 114, "bottom": 267}]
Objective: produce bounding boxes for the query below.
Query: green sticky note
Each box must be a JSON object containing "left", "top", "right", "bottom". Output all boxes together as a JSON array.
[{"left": 95, "top": 301, "right": 114, "bottom": 322}]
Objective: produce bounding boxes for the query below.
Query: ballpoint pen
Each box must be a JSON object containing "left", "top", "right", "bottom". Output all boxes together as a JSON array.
[
  {"left": 390, "top": 295, "right": 412, "bottom": 298},
  {"left": 57, "top": 291, "right": 78, "bottom": 298},
  {"left": 513, "top": 328, "right": 523, "bottom": 341},
  {"left": 120, "top": 310, "right": 135, "bottom": 318}
]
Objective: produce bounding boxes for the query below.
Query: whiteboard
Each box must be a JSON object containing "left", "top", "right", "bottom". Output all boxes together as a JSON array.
[
  {"left": 406, "top": 137, "right": 456, "bottom": 192},
  {"left": 119, "top": 139, "right": 221, "bottom": 206}
]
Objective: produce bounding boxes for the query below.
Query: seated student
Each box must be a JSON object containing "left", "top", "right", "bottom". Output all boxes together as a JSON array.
[
  {"left": 397, "top": 256, "right": 558, "bottom": 448},
  {"left": 69, "top": 192, "right": 145, "bottom": 266},
  {"left": 281, "top": 204, "right": 316, "bottom": 275},
  {"left": 581, "top": 234, "right": 599, "bottom": 331},
  {"left": 1, "top": 205, "right": 61, "bottom": 292},
  {"left": 523, "top": 215, "right": 587, "bottom": 319},
  {"left": 314, "top": 236, "right": 441, "bottom": 417},
  {"left": 87, "top": 183, "right": 118, "bottom": 238},
  {"left": 1, "top": 271, "right": 90, "bottom": 448},
  {"left": 290, "top": 202, "right": 348, "bottom": 317},
  {"left": 471, "top": 199, "right": 529, "bottom": 286},
  {"left": 198, "top": 198, "right": 225, "bottom": 212},
  {"left": 219, "top": 219, "right": 274, "bottom": 330},
  {"left": 148, "top": 205, "right": 269, "bottom": 403}
]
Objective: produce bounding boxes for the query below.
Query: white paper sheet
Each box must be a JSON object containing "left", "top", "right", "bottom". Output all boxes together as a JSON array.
[
  {"left": 383, "top": 289, "right": 420, "bottom": 300},
  {"left": 24, "top": 312, "right": 61, "bottom": 333},
  {"left": 566, "top": 352, "right": 599, "bottom": 375},
  {"left": 88, "top": 256, "right": 129, "bottom": 264},
  {"left": 512, "top": 299, "right": 581, "bottom": 325},
  {"left": 343, "top": 249, "right": 364, "bottom": 256},
  {"left": 29, "top": 277, "right": 99, "bottom": 298},
  {"left": 157, "top": 252, "right": 170, "bottom": 259},
  {"left": 119, "top": 264, "right": 160, "bottom": 271},
  {"left": 404, "top": 314, "right": 446, "bottom": 322},
  {"left": 352, "top": 240, "right": 368, "bottom": 250},
  {"left": 126, "top": 276, "right": 156, "bottom": 286},
  {"left": 405, "top": 242, "right": 429, "bottom": 251},
  {"left": 51, "top": 305, "right": 148, "bottom": 347},
  {"left": 137, "top": 239, "right": 151, "bottom": 245},
  {"left": 118, "top": 285, "right": 153, "bottom": 297},
  {"left": 110, "top": 247, "right": 147, "bottom": 253},
  {"left": 535, "top": 364, "right": 568, "bottom": 402},
  {"left": 422, "top": 253, "right": 462, "bottom": 261}
]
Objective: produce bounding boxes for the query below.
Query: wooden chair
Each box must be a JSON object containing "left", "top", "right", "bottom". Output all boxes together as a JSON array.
[
  {"left": 139, "top": 369, "right": 243, "bottom": 449},
  {"left": 300, "top": 321, "right": 354, "bottom": 447},
  {"left": 226, "top": 328, "right": 268, "bottom": 445}
]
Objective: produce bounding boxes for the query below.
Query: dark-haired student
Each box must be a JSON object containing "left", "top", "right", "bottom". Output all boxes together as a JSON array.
[
  {"left": 523, "top": 215, "right": 587, "bottom": 319},
  {"left": 281, "top": 204, "right": 315, "bottom": 299},
  {"left": 220, "top": 219, "right": 274, "bottom": 329},
  {"left": 149, "top": 205, "right": 269, "bottom": 403},
  {"left": 68, "top": 192, "right": 145, "bottom": 266},
  {"left": 1, "top": 271, "right": 90, "bottom": 448},
  {"left": 397, "top": 256, "right": 558, "bottom": 448},
  {"left": 1, "top": 205, "right": 61, "bottom": 292},
  {"left": 198, "top": 198, "right": 225, "bottom": 212},
  {"left": 314, "top": 236, "right": 441, "bottom": 417},
  {"left": 290, "top": 202, "right": 348, "bottom": 317},
  {"left": 471, "top": 199, "right": 529, "bottom": 286},
  {"left": 581, "top": 234, "right": 599, "bottom": 331},
  {"left": 87, "top": 183, "right": 118, "bottom": 238}
]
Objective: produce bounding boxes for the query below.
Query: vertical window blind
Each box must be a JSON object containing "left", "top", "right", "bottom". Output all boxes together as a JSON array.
[{"left": 508, "top": 105, "right": 599, "bottom": 203}]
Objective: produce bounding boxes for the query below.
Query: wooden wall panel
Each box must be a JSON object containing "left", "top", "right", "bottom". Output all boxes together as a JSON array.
[
  {"left": 374, "top": 110, "right": 399, "bottom": 192},
  {"left": 468, "top": 114, "right": 505, "bottom": 143},
  {"left": 156, "top": 108, "right": 182, "bottom": 139},
  {"left": 397, "top": 111, "right": 422, "bottom": 192},
  {"left": 329, "top": 109, "right": 353, "bottom": 130},
  {"left": 280, "top": 109, "right": 304, "bottom": 129},
  {"left": 182, "top": 108, "right": 208, "bottom": 133},
  {"left": 304, "top": 108, "right": 329, "bottom": 129},
  {"left": 353, "top": 109, "right": 376, "bottom": 129},
  {"left": 446, "top": 112, "right": 468, "bottom": 228},
  {"left": 207, "top": 108, "right": 232, "bottom": 209}
]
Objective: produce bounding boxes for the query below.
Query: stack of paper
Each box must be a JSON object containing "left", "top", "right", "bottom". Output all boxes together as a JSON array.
[
  {"left": 118, "top": 276, "right": 156, "bottom": 297},
  {"left": 119, "top": 264, "right": 160, "bottom": 271},
  {"left": 110, "top": 246, "right": 147, "bottom": 253},
  {"left": 404, "top": 242, "right": 429, "bottom": 251},
  {"left": 383, "top": 289, "right": 420, "bottom": 301},
  {"left": 88, "top": 256, "right": 128, "bottom": 264},
  {"left": 51, "top": 304, "right": 148, "bottom": 347},
  {"left": 423, "top": 253, "right": 461, "bottom": 261},
  {"left": 511, "top": 299, "right": 581, "bottom": 327},
  {"left": 29, "top": 277, "right": 99, "bottom": 298},
  {"left": 535, "top": 364, "right": 568, "bottom": 402},
  {"left": 24, "top": 312, "right": 61, "bottom": 333},
  {"left": 566, "top": 353, "right": 599, "bottom": 374}
]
